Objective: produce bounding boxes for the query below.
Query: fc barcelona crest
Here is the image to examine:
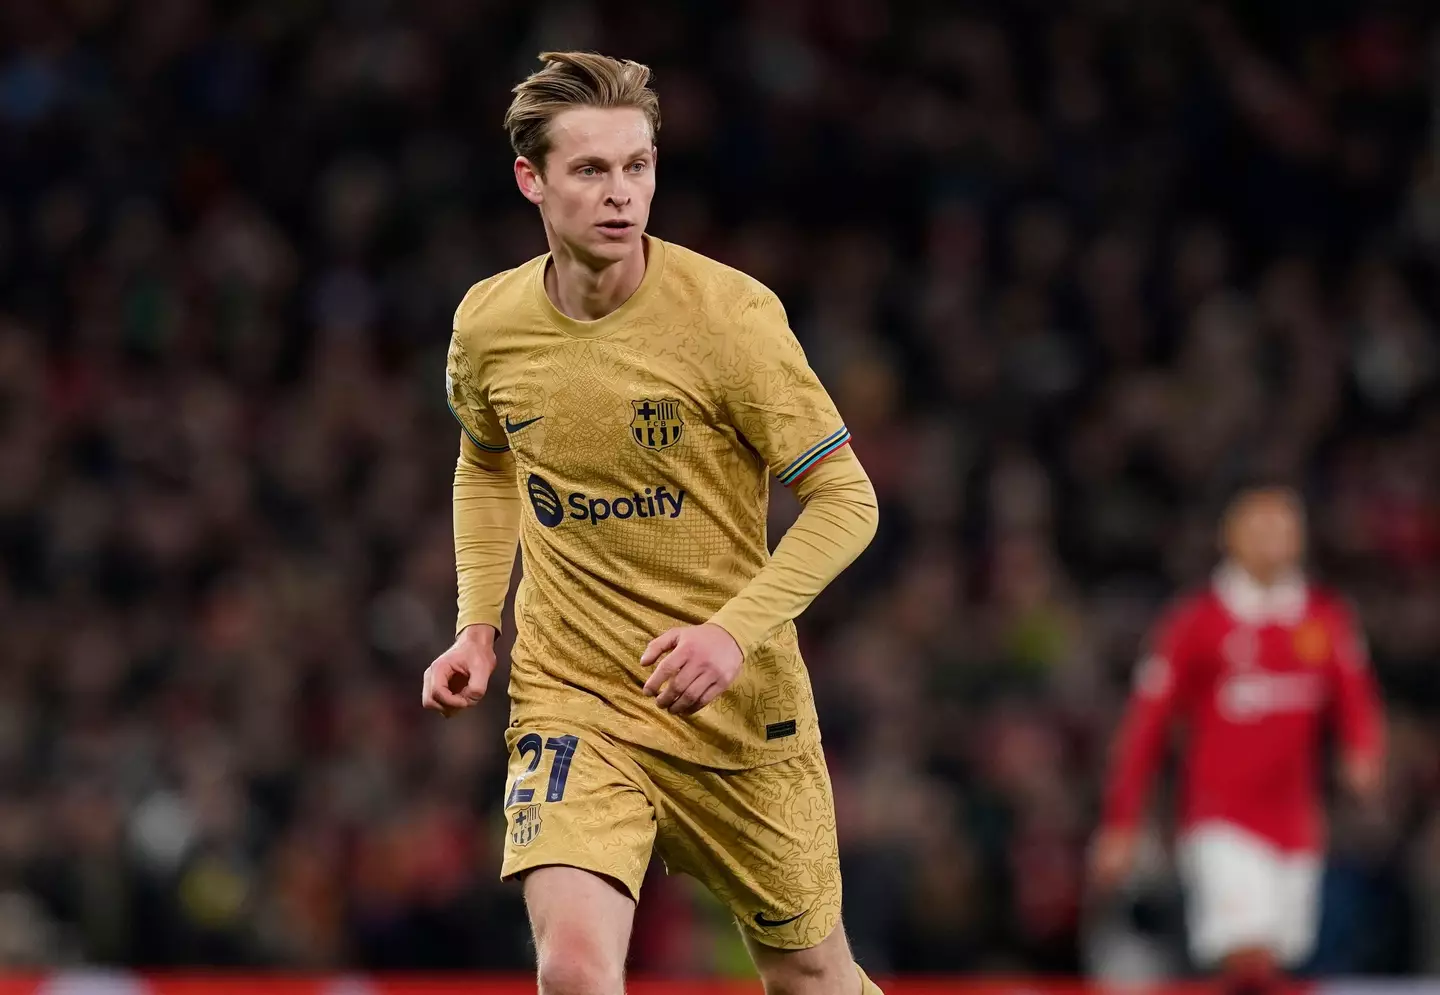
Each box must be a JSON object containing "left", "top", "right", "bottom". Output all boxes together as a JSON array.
[
  {"left": 630, "top": 398, "right": 685, "bottom": 450},
  {"left": 511, "top": 804, "right": 542, "bottom": 847}
]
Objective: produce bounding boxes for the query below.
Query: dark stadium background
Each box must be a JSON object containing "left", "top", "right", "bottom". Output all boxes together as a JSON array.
[{"left": 1, "top": 0, "right": 1439, "bottom": 983}]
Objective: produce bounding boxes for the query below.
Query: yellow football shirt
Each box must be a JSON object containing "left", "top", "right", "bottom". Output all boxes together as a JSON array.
[{"left": 446, "top": 236, "right": 855, "bottom": 768}]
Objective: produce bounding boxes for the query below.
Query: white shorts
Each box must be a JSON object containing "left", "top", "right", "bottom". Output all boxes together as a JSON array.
[{"left": 1177, "top": 821, "right": 1321, "bottom": 968}]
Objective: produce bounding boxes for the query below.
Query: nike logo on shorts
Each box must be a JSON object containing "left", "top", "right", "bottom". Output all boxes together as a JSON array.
[
  {"left": 753, "top": 910, "right": 807, "bottom": 928},
  {"left": 504, "top": 414, "right": 544, "bottom": 434}
]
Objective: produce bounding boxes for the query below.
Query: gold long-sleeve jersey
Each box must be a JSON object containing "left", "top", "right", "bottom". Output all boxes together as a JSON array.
[{"left": 446, "top": 236, "right": 854, "bottom": 768}]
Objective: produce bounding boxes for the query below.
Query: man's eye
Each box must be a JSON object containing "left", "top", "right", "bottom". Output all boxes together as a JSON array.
[
  {"left": 629, "top": 161, "right": 647, "bottom": 173},
  {"left": 579, "top": 166, "right": 598, "bottom": 177}
]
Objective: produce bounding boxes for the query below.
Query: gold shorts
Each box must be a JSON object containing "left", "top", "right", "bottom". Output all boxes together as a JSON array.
[{"left": 498, "top": 719, "right": 842, "bottom": 950}]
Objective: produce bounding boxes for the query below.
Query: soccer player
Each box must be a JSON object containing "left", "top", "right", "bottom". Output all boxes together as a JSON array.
[
  {"left": 1090, "top": 485, "right": 1385, "bottom": 994},
  {"left": 421, "top": 52, "right": 883, "bottom": 995}
]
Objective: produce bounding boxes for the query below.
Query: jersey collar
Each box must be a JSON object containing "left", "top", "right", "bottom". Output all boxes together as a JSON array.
[{"left": 1212, "top": 563, "right": 1308, "bottom": 625}]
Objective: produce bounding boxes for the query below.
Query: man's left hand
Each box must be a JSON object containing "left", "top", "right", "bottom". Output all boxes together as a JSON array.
[{"left": 640, "top": 624, "right": 743, "bottom": 716}]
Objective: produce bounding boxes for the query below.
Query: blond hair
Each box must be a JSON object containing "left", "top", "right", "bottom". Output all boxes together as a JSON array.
[{"left": 504, "top": 51, "right": 661, "bottom": 173}]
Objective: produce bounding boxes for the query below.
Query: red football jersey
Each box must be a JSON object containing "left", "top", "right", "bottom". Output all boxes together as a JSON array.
[{"left": 1101, "top": 567, "right": 1384, "bottom": 852}]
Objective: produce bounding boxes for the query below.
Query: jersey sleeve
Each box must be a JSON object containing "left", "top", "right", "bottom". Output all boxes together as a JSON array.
[
  {"left": 453, "top": 434, "right": 520, "bottom": 634},
  {"left": 445, "top": 326, "right": 509, "bottom": 455},
  {"left": 1327, "top": 599, "right": 1384, "bottom": 761},
  {"left": 708, "top": 446, "right": 878, "bottom": 658},
  {"left": 721, "top": 292, "right": 850, "bottom": 487},
  {"left": 1100, "top": 600, "right": 1202, "bottom": 831}
]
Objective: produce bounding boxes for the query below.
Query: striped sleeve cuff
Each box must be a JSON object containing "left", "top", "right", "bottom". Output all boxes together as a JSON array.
[
  {"left": 777, "top": 426, "right": 851, "bottom": 486},
  {"left": 447, "top": 399, "right": 509, "bottom": 452}
]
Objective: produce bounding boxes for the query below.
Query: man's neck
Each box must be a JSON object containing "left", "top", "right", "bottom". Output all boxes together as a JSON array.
[
  {"left": 1242, "top": 565, "right": 1280, "bottom": 588},
  {"left": 545, "top": 237, "right": 648, "bottom": 322},
  {"left": 1232, "top": 562, "right": 1297, "bottom": 589}
]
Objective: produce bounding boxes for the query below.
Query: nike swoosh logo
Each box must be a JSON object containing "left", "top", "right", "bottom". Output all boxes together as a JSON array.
[
  {"left": 504, "top": 414, "right": 544, "bottom": 434},
  {"left": 753, "top": 910, "right": 807, "bottom": 928}
]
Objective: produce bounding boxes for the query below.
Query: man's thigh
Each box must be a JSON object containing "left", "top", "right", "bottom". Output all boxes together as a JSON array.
[
  {"left": 500, "top": 720, "right": 657, "bottom": 903},
  {"left": 644, "top": 742, "right": 843, "bottom": 951}
]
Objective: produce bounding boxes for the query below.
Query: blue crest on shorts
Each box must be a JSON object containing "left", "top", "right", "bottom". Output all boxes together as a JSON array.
[{"left": 511, "top": 803, "right": 543, "bottom": 847}]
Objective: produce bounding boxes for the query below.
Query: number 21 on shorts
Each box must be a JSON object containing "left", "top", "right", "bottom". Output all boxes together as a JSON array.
[{"left": 506, "top": 733, "right": 580, "bottom": 807}]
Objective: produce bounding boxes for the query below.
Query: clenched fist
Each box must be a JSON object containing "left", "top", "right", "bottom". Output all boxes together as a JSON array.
[
  {"left": 422, "top": 624, "right": 499, "bottom": 718},
  {"left": 640, "top": 623, "right": 743, "bottom": 716}
]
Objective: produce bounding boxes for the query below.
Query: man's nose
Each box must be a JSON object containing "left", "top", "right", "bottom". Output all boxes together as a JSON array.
[{"left": 605, "top": 178, "right": 631, "bottom": 206}]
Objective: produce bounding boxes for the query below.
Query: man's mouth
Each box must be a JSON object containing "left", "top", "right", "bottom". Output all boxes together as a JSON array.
[{"left": 598, "top": 220, "right": 632, "bottom": 231}]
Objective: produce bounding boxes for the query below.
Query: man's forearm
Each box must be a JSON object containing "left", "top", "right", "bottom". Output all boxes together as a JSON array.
[
  {"left": 453, "top": 435, "right": 521, "bottom": 635},
  {"left": 709, "top": 447, "right": 878, "bottom": 658}
]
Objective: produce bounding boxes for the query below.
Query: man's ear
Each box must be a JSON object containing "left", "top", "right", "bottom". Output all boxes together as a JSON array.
[{"left": 515, "top": 156, "right": 544, "bottom": 205}]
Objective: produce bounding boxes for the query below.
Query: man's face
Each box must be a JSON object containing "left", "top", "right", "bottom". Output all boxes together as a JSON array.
[
  {"left": 517, "top": 106, "right": 655, "bottom": 264},
  {"left": 1225, "top": 490, "right": 1306, "bottom": 580}
]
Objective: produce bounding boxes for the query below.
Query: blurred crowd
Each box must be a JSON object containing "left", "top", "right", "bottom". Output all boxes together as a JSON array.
[{"left": 2, "top": 0, "right": 1440, "bottom": 978}]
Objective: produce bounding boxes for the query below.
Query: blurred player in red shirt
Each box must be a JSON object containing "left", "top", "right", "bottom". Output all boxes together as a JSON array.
[{"left": 1090, "top": 486, "right": 1385, "bottom": 993}]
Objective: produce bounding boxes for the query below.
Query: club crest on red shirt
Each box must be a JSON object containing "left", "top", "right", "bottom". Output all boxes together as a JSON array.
[{"left": 1292, "top": 620, "right": 1329, "bottom": 664}]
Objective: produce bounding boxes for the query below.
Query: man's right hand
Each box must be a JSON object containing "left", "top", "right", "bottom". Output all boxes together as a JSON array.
[
  {"left": 422, "top": 624, "right": 499, "bottom": 717},
  {"left": 1341, "top": 752, "right": 1384, "bottom": 809},
  {"left": 1088, "top": 826, "right": 1137, "bottom": 896}
]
